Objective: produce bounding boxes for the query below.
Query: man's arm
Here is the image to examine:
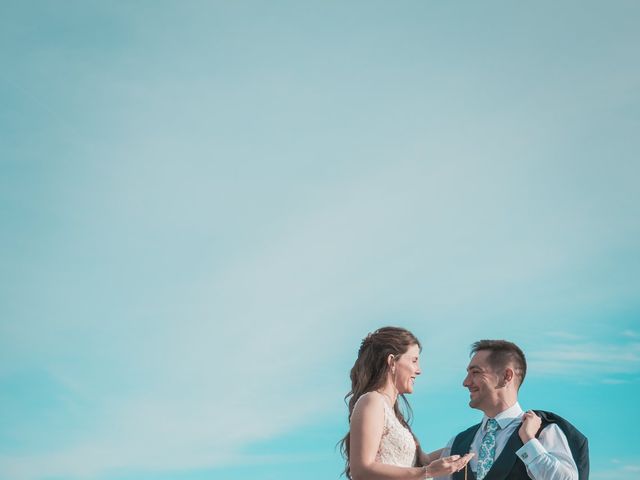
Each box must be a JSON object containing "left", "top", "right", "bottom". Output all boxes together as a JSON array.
[{"left": 516, "top": 412, "right": 578, "bottom": 480}]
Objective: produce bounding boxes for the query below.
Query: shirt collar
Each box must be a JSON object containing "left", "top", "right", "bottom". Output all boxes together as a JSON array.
[{"left": 481, "top": 402, "right": 524, "bottom": 431}]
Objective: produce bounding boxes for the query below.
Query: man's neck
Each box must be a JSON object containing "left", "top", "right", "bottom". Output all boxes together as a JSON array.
[{"left": 483, "top": 398, "right": 517, "bottom": 418}]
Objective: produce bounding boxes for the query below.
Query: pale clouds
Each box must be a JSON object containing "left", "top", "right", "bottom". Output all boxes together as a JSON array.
[
  {"left": 591, "top": 460, "right": 640, "bottom": 480},
  {"left": 544, "top": 331, "right": 585, "bottom": 341},
  {"left": 3, "top": 151, "right": 638, "bottom": 478},
  {"left": 2, "top": 2, "right": 639, "bottom": 479},
  {"left": 528, "top": 337, "right": 640, "bottom": 381}
]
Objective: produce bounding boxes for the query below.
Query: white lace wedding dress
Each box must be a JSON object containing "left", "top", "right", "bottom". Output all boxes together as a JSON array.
[{"left": 357, "top": 391, "right": 418, "bottom": 467}]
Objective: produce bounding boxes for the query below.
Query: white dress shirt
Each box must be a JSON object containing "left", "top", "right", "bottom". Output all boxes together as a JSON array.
[{"left": 435, "top": 403, "right": 578, "bottom": 480}]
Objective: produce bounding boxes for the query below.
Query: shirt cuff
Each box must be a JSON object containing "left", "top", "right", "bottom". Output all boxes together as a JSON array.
[{"left": 516, "top": 438, "right": 546, "bottom": 465}]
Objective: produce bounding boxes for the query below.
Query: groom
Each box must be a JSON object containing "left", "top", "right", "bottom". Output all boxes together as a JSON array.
[{"left": 435, "top": 340, "right": 580, "bottom": 480}]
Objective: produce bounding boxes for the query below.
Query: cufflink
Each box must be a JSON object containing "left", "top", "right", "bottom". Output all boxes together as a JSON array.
[{"left": 521, "top": 452, "right": 528, "bottom": 460}]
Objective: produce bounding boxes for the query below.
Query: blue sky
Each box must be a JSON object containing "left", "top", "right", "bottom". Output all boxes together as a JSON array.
[{"left": 1, "top": 1, "right": 639, "bottom": 479}]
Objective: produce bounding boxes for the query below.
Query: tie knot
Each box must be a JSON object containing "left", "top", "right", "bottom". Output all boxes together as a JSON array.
[{"left": 486, "top": 418, "right": 499, "bottom": 432}]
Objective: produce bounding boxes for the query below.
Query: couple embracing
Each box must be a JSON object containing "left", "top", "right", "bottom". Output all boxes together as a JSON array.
[{"left": 339, "top": 327, "right": 587, "bottom": 480}]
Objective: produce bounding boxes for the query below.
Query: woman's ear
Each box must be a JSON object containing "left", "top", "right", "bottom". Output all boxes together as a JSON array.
[{"left": 387, "top": 354, "right": 395, "bottom": 367}]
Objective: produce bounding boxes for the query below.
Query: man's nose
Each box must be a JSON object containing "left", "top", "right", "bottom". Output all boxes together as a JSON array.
[{"left": 462, "top": 373, "right": 472, "bottom": 387}]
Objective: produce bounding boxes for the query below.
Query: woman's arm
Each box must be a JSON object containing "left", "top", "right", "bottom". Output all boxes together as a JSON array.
[
  {"left": 419, "top": 448, "right": 445, "bottom": 466},
  {"left": 349, "top": 394, "right": 472, "bottom": 480},
  {"left": 349, "top": 393, "right": 426, "bottom": 480}
]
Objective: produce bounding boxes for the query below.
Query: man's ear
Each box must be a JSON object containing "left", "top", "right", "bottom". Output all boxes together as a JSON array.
[
  {"left": 496, "top": 367, "right": 514, "bottom": 388},
  {"left": 504, "top": 367, "right": 514, "bottom": 384}
]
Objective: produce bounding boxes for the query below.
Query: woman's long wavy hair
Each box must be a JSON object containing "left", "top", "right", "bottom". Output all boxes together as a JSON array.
[{"left": 338, "top": 326, "right": 425, "bottom": 479}]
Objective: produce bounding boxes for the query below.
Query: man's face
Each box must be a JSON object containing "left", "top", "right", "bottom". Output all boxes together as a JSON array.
[{"left": 462, "top": 350, "right": 504, "bottom": 413}]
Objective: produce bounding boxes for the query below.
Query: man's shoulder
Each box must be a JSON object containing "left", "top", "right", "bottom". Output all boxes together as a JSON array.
[
  {"left": 533, "top": 410, "right": 573, "bottom": 424},
  {"left": 533, "top": 411, "right": 585, "bottom": 434},
  {"left": 533, "top": 410, "right": 588, "bottom": 444}
]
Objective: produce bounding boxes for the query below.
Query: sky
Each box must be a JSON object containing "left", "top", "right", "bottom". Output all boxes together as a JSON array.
[{"left": 1, "top": 1, "right": 639, "bottom": 479}]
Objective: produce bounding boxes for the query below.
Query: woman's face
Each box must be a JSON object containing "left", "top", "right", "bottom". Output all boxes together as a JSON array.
[{"left": 393, "top": 344, "right": 422, "bottom": 394}]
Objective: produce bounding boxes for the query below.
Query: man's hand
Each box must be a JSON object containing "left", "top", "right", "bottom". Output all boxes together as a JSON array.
[{"left": 519, "top": 410, "right": 542, "bottom": 443}]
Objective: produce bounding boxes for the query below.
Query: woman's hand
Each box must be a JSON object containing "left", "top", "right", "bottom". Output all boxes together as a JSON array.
[
  {"left": 518, "top": 410, "right": 542, "bottom": 443},
  {"left": 421, "top": 448, "right": 445, "bottom": 465},
  {"left": 425, "top": 453, "right": 474, "bottom": 477}
]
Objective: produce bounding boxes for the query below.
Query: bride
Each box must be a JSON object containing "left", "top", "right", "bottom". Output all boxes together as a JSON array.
[{"left": 339, "top": 327, "right": 473, "bottom": 480}]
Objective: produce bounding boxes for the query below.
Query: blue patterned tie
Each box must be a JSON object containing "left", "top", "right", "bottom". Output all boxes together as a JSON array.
[{"left": 476, "top": 418, "right": 499, "bottom": 480}]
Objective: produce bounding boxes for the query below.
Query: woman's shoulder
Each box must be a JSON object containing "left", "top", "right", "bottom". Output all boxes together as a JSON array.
[
  {"left": 350, "top": 391, "right": 390, "bottom": 429},
  {"left": 353, "top": 391, "right": 387, "bottom": 412}
]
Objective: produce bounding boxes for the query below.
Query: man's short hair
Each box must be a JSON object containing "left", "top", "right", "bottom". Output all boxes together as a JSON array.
[{"left": 471, "top": 339, "right": 527, "bottom": 388}]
